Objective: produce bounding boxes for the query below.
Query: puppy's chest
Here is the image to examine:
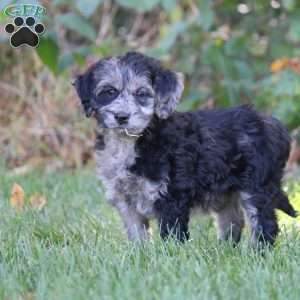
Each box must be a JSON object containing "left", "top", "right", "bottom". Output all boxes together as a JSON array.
[{"left": 95, "top": 134, "right": 166, "bottom": 216}]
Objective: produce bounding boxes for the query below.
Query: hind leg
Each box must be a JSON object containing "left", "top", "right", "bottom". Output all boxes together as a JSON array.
[
  {"left": 240, "top": 191, "right": 278, "bottom": 246},
  {"left": 212, "top": 195, "right": 245, "bottom": 245}
]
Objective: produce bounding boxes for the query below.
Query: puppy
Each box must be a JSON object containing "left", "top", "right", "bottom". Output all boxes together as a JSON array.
[{"left": 74, "top": 51, "right": 297, "bottom": 246}]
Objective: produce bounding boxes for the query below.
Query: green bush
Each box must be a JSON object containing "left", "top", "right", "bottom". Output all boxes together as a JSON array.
[
  {"left": 1, "top": 0, "right": 300, "bottom": 129},
  {"left": 0, "top": 0, "right": 300, "bottom": 168}
]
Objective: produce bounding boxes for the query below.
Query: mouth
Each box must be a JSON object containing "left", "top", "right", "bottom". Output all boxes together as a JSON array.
[
  {"left": 123, "top": 128, "right": 144, "bottom": 137},
  {"left": 113, "top": 125, "right": 144, "bottom": 138},
  {"left": 116, "top": 126, "right": 143, "bottom": 138},
  {"left": 94, "top": 113, "right": 144, "bottom": 137}
]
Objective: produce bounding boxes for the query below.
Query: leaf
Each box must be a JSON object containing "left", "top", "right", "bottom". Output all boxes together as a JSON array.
[
  {"left": 287, "top": 18, "right": 300, "bottom": 43},
  {"left": 36, "top": 37, "right": 59, "bottom": 73},
  {"left": 288, "top": 58, "right": 300, "bottom": 74},
  {"left": 58, "top": 46, "right": 92, "bottom": 72},
  {"left": 282, "top": 0, "right": 295, "bottom": 11},
  {"left": 197, "top": 0, "right": 215, "bottom": 31},
  {"left": 270, "top": 57, "right": 289, "bottom": 73},
  {"left": 75, "top": 0, "right": 102, "bottom": 18},
  {"left": 272, "top": 71, "right": 300, "bottom": 97},
  {"left": 55, "top": 13, "right": 97, "bottom": 41},
  {"left": 153, "top": 20, "right": 189, "bottom": 54},
  {"left": 9, "top": 183, "right": 25, "bottom": 212},
  {"left": 115, "top": 0, "right": 160, "bottom": 12},
  {"left": 29, "top": 193, "right": 47, "bottom": 211},
  {"left": 57, "top": 52, "right": 74, "bottom": 73},
  {"left": 161, "top": 0, "right": 177, "bottom": 11}
]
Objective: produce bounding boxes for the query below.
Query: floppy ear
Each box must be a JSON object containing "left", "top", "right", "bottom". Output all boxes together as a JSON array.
[
  {"left": 73, "top": 70, "right": 94, "bottom": 117},
  {"left": 153, "top": 69, "right": 184, "bottom": 119}
]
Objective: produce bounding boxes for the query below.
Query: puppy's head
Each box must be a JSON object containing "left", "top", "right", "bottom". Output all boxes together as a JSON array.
[{"left": 73, "top": 52, "right": 184, "bottom": 134}]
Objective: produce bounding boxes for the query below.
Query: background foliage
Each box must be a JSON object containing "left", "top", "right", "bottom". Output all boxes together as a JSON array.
[
  {"left": 0, "top": 0, "right": 300, "bottom": 170},
  {"left": 1, "top": 3, "right": 300, "bottom": 299}
]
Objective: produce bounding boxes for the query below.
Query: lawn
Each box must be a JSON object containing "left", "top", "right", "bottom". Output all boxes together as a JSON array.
[{"left": 0, "top": 168, "right": 300, "bottom": 300}]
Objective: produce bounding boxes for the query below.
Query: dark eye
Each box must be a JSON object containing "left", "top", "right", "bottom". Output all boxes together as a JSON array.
[
  {"left": 135, "top": 88, "right": 152, "bottom": 98},
  {"left": 98, "top": 86, "right": 119, "bottom": 100},
  {"left": 96, "top": 86, "right": 119, "bottom": 105},
  {"left": 103, "top": 86, "right": 118, "bottom": 96}
]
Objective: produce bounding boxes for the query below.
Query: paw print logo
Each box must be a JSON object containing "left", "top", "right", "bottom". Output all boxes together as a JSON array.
[{"left": 5, "top": 16, "right": 45, "bottom": 48}]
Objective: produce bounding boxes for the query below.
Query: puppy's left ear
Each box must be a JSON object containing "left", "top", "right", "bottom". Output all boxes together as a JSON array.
[
  {"left": 73, "top": 70, "right": 94, "bottom": 117},
  {"left": 154, "top": 69, "right": 184, "bottom": 119}
]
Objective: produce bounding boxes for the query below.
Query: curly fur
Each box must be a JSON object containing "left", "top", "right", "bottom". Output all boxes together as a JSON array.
[{"left": 74, "top": 51, "right": 297, "bottom": 246}]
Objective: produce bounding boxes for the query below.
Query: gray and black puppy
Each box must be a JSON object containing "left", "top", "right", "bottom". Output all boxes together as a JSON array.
[{"left": 74, "top": 51, "right": 297, "bottom": 245}]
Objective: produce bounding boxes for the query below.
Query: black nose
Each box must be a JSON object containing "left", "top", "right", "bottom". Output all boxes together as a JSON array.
[{"left": 115, "top": 113, "right": 130, "bottom": 125}]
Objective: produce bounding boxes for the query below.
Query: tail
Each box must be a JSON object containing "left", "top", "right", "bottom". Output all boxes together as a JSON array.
[
  {"left": 276, "top": 189, "right": 298, "bottom": 217},
  {"left": 262, "top": 116, "right": 297, "bottom": 217}
]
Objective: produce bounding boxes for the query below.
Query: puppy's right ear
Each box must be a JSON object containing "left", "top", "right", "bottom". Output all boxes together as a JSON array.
[{"left": 73, "top": 71, "right": 94, "bottom": 117}]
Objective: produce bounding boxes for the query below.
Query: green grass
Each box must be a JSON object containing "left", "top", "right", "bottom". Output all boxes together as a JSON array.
[{"left": 0, "top": 168, "right": 300, "bottom": 300}]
